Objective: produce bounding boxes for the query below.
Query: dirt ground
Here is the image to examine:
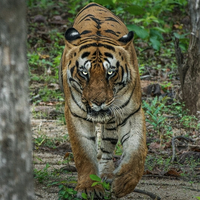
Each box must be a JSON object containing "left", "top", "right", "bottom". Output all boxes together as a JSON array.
[{"left": 32, "top": 114, "right": 200, "bottom": 200}]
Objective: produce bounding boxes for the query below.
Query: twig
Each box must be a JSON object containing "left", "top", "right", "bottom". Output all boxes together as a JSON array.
[
  {"left": 171, "top": 136, "right": 195, "bottom": 162},
  {"left": 140, "top": 75, "right": 152, "bottom": 80},
  {"left": 134, "top": 189, "right": 161, "bottom": 200},
  {"left": 35, "top": 193, "right": 43, "bottom": 198}
]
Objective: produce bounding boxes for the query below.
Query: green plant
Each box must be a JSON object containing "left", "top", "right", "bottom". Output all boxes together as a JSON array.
[
  {"left": 195, "top": 197, "right": 200, "bottom": 200},
  {"left": 34, "top": 163, "right": 51, "bottom": 183},
  {"left": 34, "top": 135, "right": 56, "bottom": 148},
  {"left": 145, "top": 155, "right": 171, "bottom": 172},
  {"left": 115, "top": 141, "right": 123, "bottom": 156},
  {"left": 58, "top": 185, "right": 80, "bottom": 200},
  {"left": 93, "top": 0, "right": 187, "bottom": 50},
  {"left": 180, "top": 157, "right": 200, "bottom": 180},
  {"left": 180, "top": 115, "right": 200, "bottom": 130},
  {"left": 143, "top": 97, "right": 167, "bottom": 139},
  {"left": 89, "top": 174, "right": 111, "bottom": 199}
]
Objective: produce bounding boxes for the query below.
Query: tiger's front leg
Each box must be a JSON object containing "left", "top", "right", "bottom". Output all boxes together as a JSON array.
[
  {"left": 112, "top": 109, "right": 147, "bottom": 198},
  {"left": 65, "top": 108, "right": 104, "bottom": 199}
]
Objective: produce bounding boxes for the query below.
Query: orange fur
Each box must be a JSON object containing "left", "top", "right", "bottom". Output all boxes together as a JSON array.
[{"left": 60, "top": 3, "right": 147, "bottom": 198}]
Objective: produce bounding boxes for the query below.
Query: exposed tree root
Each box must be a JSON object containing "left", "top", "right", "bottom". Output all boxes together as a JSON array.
[{"left": 133, "top": 188, "right": 161, "bottom": 200}]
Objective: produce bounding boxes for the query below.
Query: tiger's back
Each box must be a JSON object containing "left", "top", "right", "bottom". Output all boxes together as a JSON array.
[
  {"left": 60, "top": 3, "right": 147, "bottom": 199},
  {"left": 73, "top": 3, "right": 128, "bottom": 41}
]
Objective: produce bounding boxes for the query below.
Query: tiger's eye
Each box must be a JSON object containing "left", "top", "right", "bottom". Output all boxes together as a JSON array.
[
  {"left": 82, "top": 71, "right": 88, "bottom": 75},
  {"left": 108, "top": 70, "right": 113, "bottom": 75}
]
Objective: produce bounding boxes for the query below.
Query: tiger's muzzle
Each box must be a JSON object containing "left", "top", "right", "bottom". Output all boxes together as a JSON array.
[{"left": 86, "top": 103, "right": 112, "bottom": 123}]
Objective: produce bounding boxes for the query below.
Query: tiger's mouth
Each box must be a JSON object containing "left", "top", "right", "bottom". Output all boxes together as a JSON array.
[{"left": 86, "top": 106, "right": 112, "bottom": 123}]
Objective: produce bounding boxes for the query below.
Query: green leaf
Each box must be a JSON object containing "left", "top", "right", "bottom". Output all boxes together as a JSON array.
[
  {"left": 90, "top": 174, "right": 101, "bottom": 182},
  {"left": 127, "top": 24, "right": 149, "bottom": 39},
  {"left": 82, "top": 193, "right": 88, "bottom": 199},
  {"left": 91, "top": 182, "right": 100, "bottom": 187},
  {"left": 64, "top": 193, "right": 69, "bottom": 198},
  {"left": 125, "top": 5, "right": 145, "bottom": 15},
  {"left": 102, "top": 182, "right": 110, "bottom": 190},
  {"left": 93, "top": 0, "right": 114, "bottom": 6},
  {"left": 152, "top": 27, "right": 166, "bottom": 33},
  {"left": 150, "top": 36, "right": 161, "bottom": 51},
  {"left": 150, "top": 29, "right": 164, "bottom": 41}
]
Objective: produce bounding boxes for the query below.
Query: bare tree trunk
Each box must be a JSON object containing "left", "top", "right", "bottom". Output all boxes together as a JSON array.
[
  {"left": 175, "top": 0, "right": 200, "bottom": 115},
  {"left": 0, "top": 0, "right": 35, "bottom": 199}
]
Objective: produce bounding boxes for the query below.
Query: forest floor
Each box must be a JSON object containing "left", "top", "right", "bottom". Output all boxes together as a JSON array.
[
  {"left": 31, "top": 113, "right": 200, "bottom": 200},
  {"left": 28, "top": 1, "right": 200, "bottom": 199}
]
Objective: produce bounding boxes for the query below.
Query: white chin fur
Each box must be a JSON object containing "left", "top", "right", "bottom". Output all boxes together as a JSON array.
[{"left": 87, "top": 114, "right": 112, "bottom": 123}]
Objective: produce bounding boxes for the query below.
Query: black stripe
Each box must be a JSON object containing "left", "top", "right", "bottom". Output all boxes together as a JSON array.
[
  {"left": 76, "top": 60, "right": 79, "bottom": 68},
  {"left": 100, "top": 148, "right": 111, "bottom": 154},
  {"left": 87, "top": 136, "right": 95, "bottom": 142},
  {"left": 99, "top": 43, "right": 115, "bottom": 51},
  {"left": 99, "top": 39, "right": 117, "bottom": 45},
  {"left": 80, "top": 30, "right": 92, "bottom": 35},
  {"left": 96, "top": 30, "right": 101, "bottom": 36},
  {"left": 104, "top": 52, "right": 113, "bottom": 59},
  {"left": 91, "top": 17, "right": 101, "bottom": 29},
  {"left": 99, "top": 161, "right": 109, "bottom": 164},
  {"left": 106, "top": 127, "right": 117, "bottom": 131},
  {"left": 70, "top": 66, "right": 75, "bottom": 77},
  {"left": 69, "top": 87, "right": 86, "bottom": 112},
  {"left": 119, "top": 65, "right": 124, "bottom": 81},
  {"left": 115, "top": 76, "right": 136, "bottom": 106},
  {"left": 81, "top": 52, "right": 90, "bottom": 59},
  {"left": 104, "top": 58, "right": 110, "bottom": 64},
  {"left": 76, "top": 3, "right": 103, "bottom": 18},
  {"left": 105, "top": 17, "right": 121, "bottom": 24},
  {"left": 69, "top": 77, "right": 81, "bottom": 88},
  {"left": 120, "top": 105, "right": 141, "bottom": 127},
  {"left": 105, "top": 29, "right": 118, "bottom": 36},
  {"left": 107, "top": 120, "right": 115, "bottom": 124},
  {"left": 106, "top": 105, "right": 141, "bottom": 131},
  {"left": 69, "top": 107, "right": 92, "bottom": 122},
  {"left": 125, "top": 64, "right": 128, "bottom": 73},
  {"left": 69, "top": 78, "right": 82, "bottom": 94},
  {"left": 121, "top": 131, "right": 130, "bottom": 144},
  {"left": 79, "top": 43, "right": 98, "bottom": 51},
  {"left": 116, "top": 61, "right": 120, "bottom": 68},
  {"left": 102, "top": 137, "right": 118, "bottom": 144},
  {"left": 121, "top": 136, "right": 130, "bottom": 145},
  {"left": 79, "top": 42, "right": 115, "bottom": 52},
  {"left": 102, "top": 157, "right": 112, "bottom": 160},
  {"left": 78, "top": 14, "right": 94, "bottom": 24}
]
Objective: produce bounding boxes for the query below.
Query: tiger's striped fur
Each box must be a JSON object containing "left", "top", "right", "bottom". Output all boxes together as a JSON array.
[{"left": 59, "top": 3, "right": 147, "bottom": 199}]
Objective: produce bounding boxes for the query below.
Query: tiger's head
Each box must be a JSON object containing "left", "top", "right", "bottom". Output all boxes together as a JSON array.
[{"left": 60, "top": 28, "right": 137, "bottom": 123}]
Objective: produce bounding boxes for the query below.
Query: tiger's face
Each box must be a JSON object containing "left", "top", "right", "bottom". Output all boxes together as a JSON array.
[{"left": 62, "top": 29, "right": 135, "bottom": 123}]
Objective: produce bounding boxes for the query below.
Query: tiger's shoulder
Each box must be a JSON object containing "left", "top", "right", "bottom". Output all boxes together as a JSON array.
[{"left": 73, "top": 3, "right": 128, "bottom": 41}]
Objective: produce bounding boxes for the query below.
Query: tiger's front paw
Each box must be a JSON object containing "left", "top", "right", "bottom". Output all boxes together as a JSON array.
[
  {"left": 76, "top": 180, "right": 105, "bottom": 199},
  {"left": 111, "top": 170, "right": 139, "bottom": 198},
  {"left": 100, "top": 173, "right": 114, "bottom": 184}
]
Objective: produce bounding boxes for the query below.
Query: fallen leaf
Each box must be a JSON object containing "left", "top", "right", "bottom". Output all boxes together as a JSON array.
[
  {"left": 33, "top": 15, "right": 46, "bottom": 23},
  {"left": 164, "top": 169, "right": 181, "bottom": 177},
  {"left": 149, "top": 142, "right": 161, "bottom": 150}
]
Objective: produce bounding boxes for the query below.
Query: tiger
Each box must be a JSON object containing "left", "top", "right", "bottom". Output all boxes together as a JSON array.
[{"left": 59, "top": 3, "right": 147, "bottom": 199}]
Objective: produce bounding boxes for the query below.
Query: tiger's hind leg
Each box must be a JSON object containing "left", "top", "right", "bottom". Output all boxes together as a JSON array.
[
  {"left": 98, "top": 124, "right": 118, "bottom": 183},
  {"left": 65, "top": 109, "right": 105, "bottom": 199}
]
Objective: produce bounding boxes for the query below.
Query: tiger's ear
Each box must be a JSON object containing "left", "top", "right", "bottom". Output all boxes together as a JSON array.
[
  {"left": 118, "top": 31, "right": 134, "bottom": 47},
  {"left": 65, "top": 27, "right": 81, "bottom": 46}
]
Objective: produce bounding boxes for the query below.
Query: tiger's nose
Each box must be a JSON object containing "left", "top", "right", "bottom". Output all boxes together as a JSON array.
[{"left": 91, "top": 101, "right": 106, "bottom": 112}]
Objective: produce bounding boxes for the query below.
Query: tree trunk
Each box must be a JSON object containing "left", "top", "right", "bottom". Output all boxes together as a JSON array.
[
  {"left": 175, "top": 0, "right": 200, "bottom": 115},
  {"left": 0, "top": 0, "right": 35, "bottom": 199}
]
